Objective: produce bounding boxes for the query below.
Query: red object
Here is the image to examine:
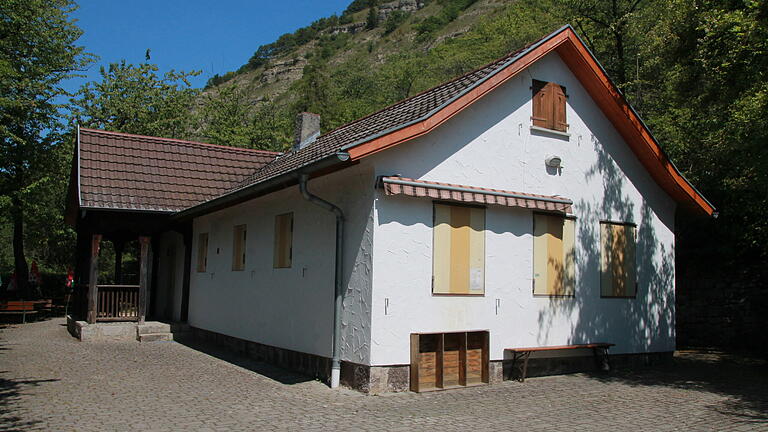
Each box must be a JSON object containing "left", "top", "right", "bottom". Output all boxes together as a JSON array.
[
  {"left": 29, "top": 261, "right": 41, "bottom": 285},
  {"left": 66, "top": 268, "right": 74, "bottom": 288}
]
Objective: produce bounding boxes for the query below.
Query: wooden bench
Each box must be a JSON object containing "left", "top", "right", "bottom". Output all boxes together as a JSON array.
[
  {"left": 0, "top": 301, "right": 40, "bottom": 323},
  {"left": 505, "top": 343, "right": 615, "bottom": 382}
]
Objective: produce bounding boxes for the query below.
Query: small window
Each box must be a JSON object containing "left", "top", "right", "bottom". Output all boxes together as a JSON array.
[
  {"left": 532, "top": 79, "right": 567, "bottom": 132},
  {"left": 232, "top": 224, "right": 247, "bottom": 271},
  {"left": 533, "top": 213, "right": 575, "bottom": 296},
  {"left": 273, "top": 213, "right": 293, "bottom": 268},
  {"left": 196, "top": 233, "right": 209, "bottom": 272},
  {"left": 432, "top": 203, "right": 485, "bottom": 295},
  {"left": 600, "top": 222, "right": 637, "bottom": 297}
]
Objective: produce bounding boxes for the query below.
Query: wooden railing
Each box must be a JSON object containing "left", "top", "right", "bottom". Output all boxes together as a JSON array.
[{"left": 96, "top": 285, "right": 140, "bottom": 321}]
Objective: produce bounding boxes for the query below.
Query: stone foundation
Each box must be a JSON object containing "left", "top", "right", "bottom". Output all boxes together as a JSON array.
[
  {"left": 189, "top": 326, "right": 332, "bottom": 382},
  {"left": 185, "top": 326, "right": 674, "bottom": 393},
  {"left": 66, "top": 315, "right": 138, "bottom": 342}
]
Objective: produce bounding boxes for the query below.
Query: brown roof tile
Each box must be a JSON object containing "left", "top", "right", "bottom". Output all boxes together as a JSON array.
[{"left": 77, "top": 128, "right": 280, "bottom": 212}]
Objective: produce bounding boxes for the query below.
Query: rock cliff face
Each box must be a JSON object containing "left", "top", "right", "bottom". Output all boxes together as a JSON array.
[
  {"left": 260, "top": 58, "right": 306, "bottom": 84},
  {"left": 377, "top": 0, "right": 425, "bottom": 21}
]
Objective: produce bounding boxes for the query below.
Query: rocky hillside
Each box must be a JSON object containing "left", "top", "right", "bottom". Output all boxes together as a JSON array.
[{"left": 197, "top": 0, "right": 562, "bottom": 148}]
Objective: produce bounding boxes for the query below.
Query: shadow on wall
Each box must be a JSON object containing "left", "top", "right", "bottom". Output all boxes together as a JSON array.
[{"left": 537, "top": 134, "right": 675, "bottom": 354}]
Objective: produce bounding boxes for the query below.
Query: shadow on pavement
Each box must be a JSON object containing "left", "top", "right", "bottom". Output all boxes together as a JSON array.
[
  {"left": 584, "top": 350, "right": 768, "bottom": 424},
  {"left": 174, "top": 336, "right": 316, "bottom": 386}
]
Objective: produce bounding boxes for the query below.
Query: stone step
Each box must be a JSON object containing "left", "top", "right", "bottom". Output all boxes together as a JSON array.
[
  {"left": 138, "top": 322, "right": 190, "bottom": 335},
  {"left": 138, "top": 332, "right": 173, "bottom": 342}
]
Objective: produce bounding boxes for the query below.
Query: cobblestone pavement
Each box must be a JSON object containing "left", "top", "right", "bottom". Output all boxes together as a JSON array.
[{"left": 1, "top": 318, "right": 766, "bottom": 431}]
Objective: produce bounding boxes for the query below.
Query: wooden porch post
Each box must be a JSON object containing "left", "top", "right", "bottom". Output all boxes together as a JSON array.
[
  {"left": 87, "top": 234, "right": 102, "bottom": 324},
  {"left": 138, "top": 236, "right": 152, "bottom": 324}
]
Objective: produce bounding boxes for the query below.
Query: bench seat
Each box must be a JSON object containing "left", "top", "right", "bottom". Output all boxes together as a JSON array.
[{"left": 505, "top": 343, "right": 615, "bottom": 382}]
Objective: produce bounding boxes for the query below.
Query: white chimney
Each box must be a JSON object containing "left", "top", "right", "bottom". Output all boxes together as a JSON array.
[{"left": 294, "top": 112, "right": 321, "bottom": 151}]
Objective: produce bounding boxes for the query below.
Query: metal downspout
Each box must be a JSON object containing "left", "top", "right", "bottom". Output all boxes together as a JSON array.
[{"left": 298, "top": 173, "right": 344, "bottom": 388}]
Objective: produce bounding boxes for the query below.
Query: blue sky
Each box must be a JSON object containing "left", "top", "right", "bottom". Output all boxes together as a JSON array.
[{"left": 64, "top": 0, "right": 351, "bottom": 93}]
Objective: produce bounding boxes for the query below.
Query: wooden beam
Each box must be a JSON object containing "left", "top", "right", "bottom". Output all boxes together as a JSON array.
[
  {"left": 138, "top": 236, "right": 151, "bottom": 324},
  {"left": 87, "top": 234, "right": 102, "bottom": 324}
]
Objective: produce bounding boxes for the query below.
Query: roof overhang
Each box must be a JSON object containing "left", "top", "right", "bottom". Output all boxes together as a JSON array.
[
  {"left": 171, "top": 151, "right": 353, "bottom": 221},
  {"left": 343, "top": 25, "right": 715, "bottom": 217}
]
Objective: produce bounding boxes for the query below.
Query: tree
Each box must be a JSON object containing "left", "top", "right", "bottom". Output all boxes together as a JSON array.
[
  {"left": 70, "top": 61, "right": 200, "bottom": 139},
  {"left": 0, "top": 0, "right": 93, "bottom": 297},
  {"left": 196, "top": 84, "right": 257, "bottom": 148},
  {"left": 366, "top": 1, "right": 379, "bottom": 30}
]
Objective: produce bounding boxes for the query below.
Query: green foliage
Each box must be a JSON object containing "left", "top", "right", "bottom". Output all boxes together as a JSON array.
[
  {"left": 0, "top": 0, "right": 94, "bottom": 292},
  {"left": 385, "top": 11, "right": 410, "bottom": 34},
  {"left": 416, "top": 0, "right": 478, "bottom": 37},
  {"left": 196, "top": 84, "right": 255, "bottom": 148},
  {"left": 196, "top": 85, "right": 288, "bottom": 151},
  {"left": 638, "top": 0, "right": 768, "bottom": 262},
  {"left": 366, "top": 2, "right": 379, "bottom": 30},
  {"left": 70, "top": 61, "right": 200, "bottom": 139},
  {"left": 344, "top": 0, "right": 370, "bottom": 15}
]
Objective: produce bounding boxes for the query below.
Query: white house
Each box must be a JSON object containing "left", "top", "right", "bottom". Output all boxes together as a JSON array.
[{"left": 66, "top": 26, "right": 715, "bottom": 393}]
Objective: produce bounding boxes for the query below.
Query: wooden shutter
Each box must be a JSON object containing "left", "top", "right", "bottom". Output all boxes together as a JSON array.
[
  {"left": 196, "top": 233, "right": 208, "bottom": 272},
  {"left": 273, "top": 213, "right": 293, "bottom": 268},
  {"left": 600, "top": 222, "right": 637, "bottom": 297},
  {"left": 533, "top": 214, "right": 575, "bottom": 296},
  {"left": 532, "top": 80, "right": 567, "bottom": 132},
  {"left": 552, "top": 83, "right": 568, "bottom": 132},
  {"left": 433, "top": 204, "right": 485, "bottom": 295},
  {"left": 232, "top": 225, "right": 247, "bottom": 271},
  {"left": 531, "top": 80, "right": 550, "bottom": 129}
]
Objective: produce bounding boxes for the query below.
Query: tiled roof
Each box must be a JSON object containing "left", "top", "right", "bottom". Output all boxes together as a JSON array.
[
  {"left": 77, "top": 128, "right": 279, "bottom": 212},
  {"left": 228, "top": 35, "right": 547, "bottom": 195},
  {"left": 380, "top": 177, "right": 573, "bottom": 213}
]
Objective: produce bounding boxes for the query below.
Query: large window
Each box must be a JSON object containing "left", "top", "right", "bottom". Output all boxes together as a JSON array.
[
  {"left": 232, "top": 224, "right": 247, "bottom": 271},
  {"left": 533, "top": 213, "right": 575, "bottom": 296},
  {"left": 273, "top": 213, "right": 293, "bottom": 268},
  {"left": 532, "top": 79, "right": 568, "bottom": 132},
  {"left": 432, "top": 203, "right": 485, "bottom": 295},
  {"left": 196, "top": 233, "right": 209, "bottom": 272},
  {"left": 600, "top": 221, "right": 637, "bottom": 297}
]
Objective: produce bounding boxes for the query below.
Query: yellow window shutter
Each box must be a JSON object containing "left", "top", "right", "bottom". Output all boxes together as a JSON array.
[
  {"left": 433, "top": 204, "right": 485, "bottom": 295},
  {"left": 273, "top": 213, "right": 293, "bottom": 268}
]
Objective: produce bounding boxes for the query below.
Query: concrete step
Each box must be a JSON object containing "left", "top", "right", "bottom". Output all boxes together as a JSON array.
[
  {"left": 138, "top": 332, "right": 173, "bottom": 342},
  {"left": 138, "top": 322, "right": 170, "bottom": 335},
  {"left": 138, "top": 322, "right": 190, "bottom": 335}
]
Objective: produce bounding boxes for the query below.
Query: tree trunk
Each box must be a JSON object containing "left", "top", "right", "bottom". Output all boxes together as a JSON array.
[{"left": 10, "top": 194, "right": 29, "bottom": 298}]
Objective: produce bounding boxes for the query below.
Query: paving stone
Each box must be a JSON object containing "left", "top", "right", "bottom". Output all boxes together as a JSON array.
[{"left": 1, "top": 318, "right": 766, "bottom": 431}]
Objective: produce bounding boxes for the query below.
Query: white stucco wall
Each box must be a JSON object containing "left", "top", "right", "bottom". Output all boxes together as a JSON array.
[
  {"left": 368, "top": 51, "right": 677, "bottom": 366},
  {"left": 188, "top": 163, "right": 375, "bottom": 364},
  {"left": 154, "top": 231, "right": 185, "bottom": 322}
]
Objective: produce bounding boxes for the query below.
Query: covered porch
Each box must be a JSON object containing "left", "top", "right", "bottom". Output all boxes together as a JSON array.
[{"left": 69, "top": 209, "right": 192, "bottom": 328}]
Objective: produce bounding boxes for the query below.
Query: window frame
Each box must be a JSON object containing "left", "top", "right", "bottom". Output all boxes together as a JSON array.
[
  {"left": 599, "top": 220, "right": 638, "bottom": 299},
  {"left": 431, "top": 201, "right": 486, "bottom": 297},
  {"left": 532, "top": 212, "right": 577, "bottom": 298},
  {"left": 273, "top": 212, "right": 294, "bottom": 269},
  {"left": 231, "top": 224, "right": 247, "bottom": 271}
]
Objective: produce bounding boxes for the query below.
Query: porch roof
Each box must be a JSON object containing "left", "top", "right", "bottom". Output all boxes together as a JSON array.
[{"left": 71, "top": 128, "right": 280, "bottom": 215}]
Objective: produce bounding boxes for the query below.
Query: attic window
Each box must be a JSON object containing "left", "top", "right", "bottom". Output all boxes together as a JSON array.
[{"left": 532, "top": 80, "right": 568, "bottom": 132}]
